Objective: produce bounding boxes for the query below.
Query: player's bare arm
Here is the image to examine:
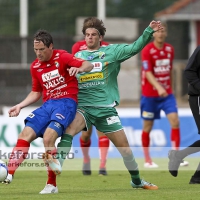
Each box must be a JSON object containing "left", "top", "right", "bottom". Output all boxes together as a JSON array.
[
  {"left": 8, "top": 91, "right": 42, "bottom": 117},
  {"left": 68, "top": 61, "right": 94, "bottom": 76},
  {"left": 146, "top": 71, "right": 168, "bottom": 97}
]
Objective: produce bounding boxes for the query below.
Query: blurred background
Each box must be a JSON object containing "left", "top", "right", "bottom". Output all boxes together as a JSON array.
[{"left": 0, "top": 0, "right": 197, "bottom": 108}]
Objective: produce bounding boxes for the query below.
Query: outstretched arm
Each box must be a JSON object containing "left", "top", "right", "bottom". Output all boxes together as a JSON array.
[
  {"left": 68, "top": 61, "right": 94, "bottom": 76},
  {"left": 112, "top": 20, "right": 163, "bottom": 62},
  {"left": 149, "top": 20, "right": 163, "bottom": 32}
]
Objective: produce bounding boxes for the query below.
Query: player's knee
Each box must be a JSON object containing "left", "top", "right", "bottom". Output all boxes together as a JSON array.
[
  {"left": 171, "top": 118, "right": 180, "bottom": 128},
  {"left": 66, "top": 123, "right": 84, "bottom": 136},
  {"left": 143, "top": 121, "right": 153, "bottom": 132},
  {"left": 81, "top": 131, "right": 92, "bottom": 140},
  {"left": 97, "top": 131, "right": 105, "bottom": 137},
  {"left": 120, "top": 147, "right": 132, "bottom": 157},
  {"left": 65, "top": 126, "right": 78, "bottom": 136},
  {"left": 18, "top": 127, "right": 36, "bottom": 142},
  {"left": 81, "top": 135, "right": 90, "bottom": 141},
  {"left": 43, "top": 136, "right": 52, "bottom": 147}
]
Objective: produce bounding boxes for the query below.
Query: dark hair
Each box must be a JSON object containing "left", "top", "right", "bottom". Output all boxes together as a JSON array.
[
  {"left": 82, "top": 17, "right": 106, "bottom": 36},
  {"left": 33, "top": 29, "right": 53, "bottom": 47}
]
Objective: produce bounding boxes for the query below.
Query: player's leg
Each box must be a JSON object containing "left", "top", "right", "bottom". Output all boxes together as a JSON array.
[
  {"left": 3, "top": 126, "right": 37, "bottom": 184},
  {"left": 45, "top": 105, "right": 89, "bottom": 177},
  {"left": 56, "top": 111, "right": 87, "bottom": 167},
  {"left": 142, "top": 120, "right": 157, "bottom": 167},
  {"left": 163, "top": 94, "right": 180, "bottom": 149},
  {"left": 164, "top": 94, "right": 188, "bottom": 167},
  {"left": 44, "top": 111, "right": 86, "bottom": 178},
  {"left": 43, "top": 98, "right": 78, "bottom": 171},
  {"left": 40, "top": 98, "right": 77, "bottom": 194},
  {"left": 42, "top": 111, "right": 87, "bottom": 192},
  {"left": 168, "top": 96, "right": 200, "bottom": 179},
  {"left": 95, "top": 107, "right": 158, "bottom": 190},
  {"left": 166, "top": 112, "right": 180, "bottom": 149},
  {"left": 80, "top": 127, "right": 92, "bottom": 175},
  {"left": 2, "top": 105, "right": 50, "bottom": 184},
  {"left": 40, "top": 127, "right": 60, "bottom": 194},
  {"left": 97, "top": 130, "right": 109, "bottom": 175},
  {"left": 188, "top": 96, "right": 200, "bottom": 183},
  {"left": 190, "top": 162, "right": 200, "bottom": 184},
  {"left": 140, "top": 96, "right": 158, "bottom": 168},
  {"left": 106, "top": 129, "right": 158, "bottom": 190},
  {"left": 168, "top": 140, "right": 200, "bottom": 177}
]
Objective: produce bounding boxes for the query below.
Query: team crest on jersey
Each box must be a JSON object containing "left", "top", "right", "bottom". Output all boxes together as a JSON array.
[
  {"left": 99, "top": 52, "right": 105, "bottom": 59},
  {"left": 142, "top": 61, "right": 148, "bottom": 70},
  {"left": 87, "top": 55, "right": 94, "bottom": 60},
  {"left": 55, "top": 61, "right": 59, "bottom": 68}
]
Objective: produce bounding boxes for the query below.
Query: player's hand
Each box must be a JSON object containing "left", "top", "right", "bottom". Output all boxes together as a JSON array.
[
  {"left": 149, "top": 21, "right": 163, "bottom": 32},
  {"left": 8, "top": 105, "right": 21, "bottom": 117},
  {"left": 157, "top": 87, "right": 168, "bottom": 97},
  {"left": 67, "top": 67, "right": 84, "bottom": 76}
]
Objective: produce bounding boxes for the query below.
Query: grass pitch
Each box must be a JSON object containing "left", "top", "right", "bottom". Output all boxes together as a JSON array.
[{"left": 1, "top": 158, "right": 200, "bottom": 200}]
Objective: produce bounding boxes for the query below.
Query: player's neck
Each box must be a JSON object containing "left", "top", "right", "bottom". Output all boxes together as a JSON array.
[
  {"left": 87, "top": 46, "right": 100, "bottom": 51},
  {"left": 153, "top": 41, "right": 164, "bottom": 49}
]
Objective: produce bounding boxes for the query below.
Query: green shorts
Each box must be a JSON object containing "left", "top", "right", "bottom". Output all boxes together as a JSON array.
[{"left": 77, "top": 106, "right": 123, "bottom": 134}]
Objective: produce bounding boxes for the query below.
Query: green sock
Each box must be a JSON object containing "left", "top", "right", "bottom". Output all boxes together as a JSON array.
[
  {"left": 57, "top": 133, "right": 73, "bottom": 166},
  {"left": 123, "top": 153, "right": 141, "bottom": 185}
]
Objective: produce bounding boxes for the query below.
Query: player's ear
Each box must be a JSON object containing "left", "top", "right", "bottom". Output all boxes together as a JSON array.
[
  {"left": 49, "top": 43, "right": 53, "bottom": 49},
  {"left": 99, "top": 35, "right": 103, "bottom": 42}
]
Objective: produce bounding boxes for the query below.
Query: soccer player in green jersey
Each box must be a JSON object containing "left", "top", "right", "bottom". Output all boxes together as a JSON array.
[{"left": 43, "top": 17, "right": 163, "bottom": 193}]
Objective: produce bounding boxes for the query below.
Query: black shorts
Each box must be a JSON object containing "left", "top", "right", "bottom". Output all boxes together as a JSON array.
[{"left": 189, "top": 95, "right": 200, "bottom": 134}]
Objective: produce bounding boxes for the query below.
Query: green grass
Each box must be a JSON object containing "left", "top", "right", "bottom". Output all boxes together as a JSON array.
[{"left": 1, "top": 158, "right": 200, "bottom": 200}]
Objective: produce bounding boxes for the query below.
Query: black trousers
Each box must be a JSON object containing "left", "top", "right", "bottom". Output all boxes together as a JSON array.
[{"left": 189, "top": 95, "right": 200, "bottom": 134}]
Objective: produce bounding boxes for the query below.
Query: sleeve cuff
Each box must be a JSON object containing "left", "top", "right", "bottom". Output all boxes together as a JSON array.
[{"left": 146, "top": 26, "right": 154, "bottom": 34}]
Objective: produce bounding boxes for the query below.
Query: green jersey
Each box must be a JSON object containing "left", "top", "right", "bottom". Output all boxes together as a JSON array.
[{"left": 75, "top": 26, "right": 154, "bottom": 107}]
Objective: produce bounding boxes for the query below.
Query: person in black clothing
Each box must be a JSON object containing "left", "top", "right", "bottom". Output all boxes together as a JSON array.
[{"left": 168, "top": 46, "right": 200, "bottom": 184}]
